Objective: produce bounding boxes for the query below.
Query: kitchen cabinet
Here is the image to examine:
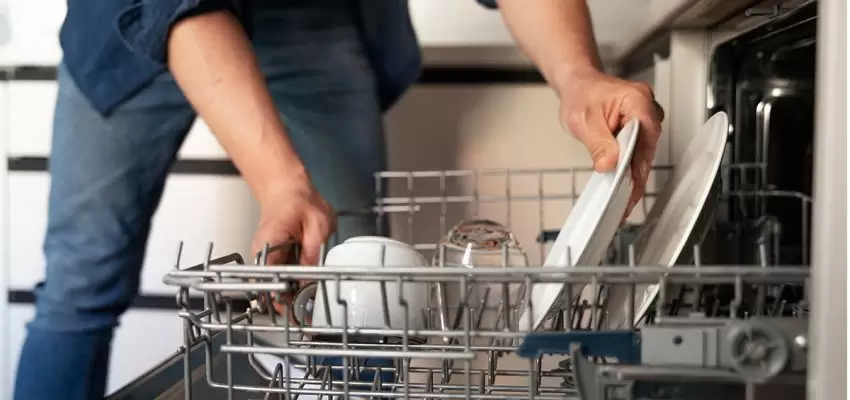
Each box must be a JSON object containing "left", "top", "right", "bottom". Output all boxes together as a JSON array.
[
  {"left": 7, "top": 172, "right": 259, "bottom": 296},
  {"left": 5, "top": 305, "right": 183, "bottom": 397}
]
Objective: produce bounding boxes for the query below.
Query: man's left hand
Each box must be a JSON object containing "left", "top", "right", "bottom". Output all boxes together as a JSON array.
[{"left": 556, "top": 68, "right": 665, "bottom": 219}]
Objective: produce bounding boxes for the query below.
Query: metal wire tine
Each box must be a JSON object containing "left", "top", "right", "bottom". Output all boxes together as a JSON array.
[
  {"left": 626, "top": 244, "right": 636, "bottom": 328},
  {"left": 333, "top": 274, "right": 350, "bottom": 400},
  {"left": 265, "top": 292, "right": 279, "bottom": 326},
  {"left": 306, "top": 354, "right": 317, "bottom": 384},
  {"left": 550, "top": 307, "right": 564, "bottom": 331},
  {"left": 319, "top": 280, "right": 332, "bottom": 327},
  {"left": 589, "top": 275, "right": 599, "bottom": 331},
  {"left": 379, "top": 281, "right": 391, "bottom": 328},
  {"left": 460, "top": 276, "right": 472, "bottom": 400},
  {"left": 562, "top": 246, "right": 573, "bottom": 332},
  {"left": 350, "top": 356, "right": 361, "bottom": 385},
  {"left": 570, "top": 169, "right": 577, "bottom": 205},
  {"left": 318, "top": 366, "right": 333, "bottom": 400},
  {"left": 537, "top": 171, "right": 545, "bottom": 264},
  {"left": 691, "top": 244, "right": 704, "bottom": 315},
  {"left": 802, "top": 198, "right": 810, "bottom": 264},
  {"left": 594, "top": 286, "right": 607, "bottom": 331},
  {"left": 440, "top": 281, "right": 478, "bottom": 383},
  {"left": 528, "top": 347, "right": 537, "bottom": 400},
  {"left": 397, "top": 275, "right": 411, "bottom": 399},
  {"left": 374, "top": 173, "right": 384, "bottom": 236},
  {"left": 655, "top": 275, "right": 667, "bottom": 321},
  {"left": 474, "top": 287, "right": 490, "bottom": 330},
  {"left": 436, "top": 243, "right": 450, "bottom": 343},
  {"left": 181, "top": 300, "right": 194, "bottom": 399},
  {"left": 500, "top": 244, "right": 513, "bottom": 332},
  {"left": 731, "top": 274, "right": 743, "bottom": 318},
  {"left": 271, "top": 363, "right": 287, "bottom": 400},
  {"left": 369, "top": 366, "right": 382, "bottom": 400},
  {"left": 450, "top": 284, "right": 478, "bottom": 334},
  {"left": 478, "top": 371, "right": 486, "bottom": 396},
  {"left": 439, "top": 170, "right": 448, "bottom": 237},
  {"left": 534, "top": 357, "right": 543, "bottom": 396},
  {"left": 203, "top": 242, "right": 215, "bottom": 272},
  {"left": 755, "top": 242, "right": 769, "bottom": 316},
  {"left": 802, "top": 277, "right": 811, "bottom": 319},
  {"left": 318, "top": 243, "right": 327, "bottom": 266},
  {"left": 208, "top": 291, "right": 223, "bottom": 324},
  {"left": 472, "top": 170, "right": 480, "bottom": 217},
  {"left": 406, "top": 172, "right": 415, "bottom": 244},
  {"left": 524, "top": 275, "right": 534, "bottom": 333},
  {"left": 573, "top": 300, "right": 587, "bottom": 330},
  {"left": 259, "top": 242, "right": 271, "bottom": 266},
  {"left": 173, "top": 241, "right": 184, "bottom": 270},
  {"left": 225, "top": 300, "right": 234, "bottom": 399},
  {"left": 487, "top": 349, "right": 497, "bottom": 386},
  {"left": 776, "top": 299, "right": 787, "bottom": 317}
]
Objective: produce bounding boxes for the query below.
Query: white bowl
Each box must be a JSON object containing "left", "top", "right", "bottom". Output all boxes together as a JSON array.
[{"left": 311, "top": 236, "right": 429, "bottom": 333}]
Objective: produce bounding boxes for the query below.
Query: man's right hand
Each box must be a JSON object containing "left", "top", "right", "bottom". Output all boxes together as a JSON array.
[
  {"left": 167, "top": 11, "right": 336, "bottom": 265},
  {"left": 251, "top": 175, "right": 337, "bottom": 266}
]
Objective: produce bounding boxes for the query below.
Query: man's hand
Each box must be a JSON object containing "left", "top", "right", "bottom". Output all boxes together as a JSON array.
[
  {"left": 495, "top": 0, "right": 665, "bottom": 217},
  {"left": 167, "top": 12, "right": 337, "bottom": 262},
  {"left": 251, "top": 177, "right": 337, "bottom": 266},
  {"left": 556, "top": 68, "right": 664, "bottom": 217}
]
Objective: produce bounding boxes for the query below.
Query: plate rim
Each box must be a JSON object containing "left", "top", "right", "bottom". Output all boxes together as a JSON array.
[{"left": 627, "top": 111, "right": 731, "bottom": 326}]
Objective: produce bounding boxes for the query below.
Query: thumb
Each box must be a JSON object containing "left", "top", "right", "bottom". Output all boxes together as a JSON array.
[
  {"left": 577, "top": 109, "right": 619, "bottom": 172},
  {"left": 587, "top": 136, "right": 619, "bottom": 172}
]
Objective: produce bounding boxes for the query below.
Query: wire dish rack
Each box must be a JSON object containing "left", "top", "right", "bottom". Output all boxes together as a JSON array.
[{"left": 109, "top": 165, "right": 812, "bottom": 400}]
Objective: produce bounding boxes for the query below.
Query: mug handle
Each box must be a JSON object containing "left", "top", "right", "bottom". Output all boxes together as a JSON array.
[{"left": 258, "top": 241, "right": 319, "bottom": 328}]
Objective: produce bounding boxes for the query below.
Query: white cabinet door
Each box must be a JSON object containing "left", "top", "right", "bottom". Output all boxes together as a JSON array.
[
  {"left": 7, "top": 172, "right": 258, "bottom": 295},
  {"left": 6, "top": 305, "right": 184, "bottom": 397},
  {"left": 7, "top": 80, "right": 228, "bottom": 160}
]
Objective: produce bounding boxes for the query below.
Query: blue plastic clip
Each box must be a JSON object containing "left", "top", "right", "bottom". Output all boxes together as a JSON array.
[{"left": 516, "top": 330, "right": 642, "bottom": 364}]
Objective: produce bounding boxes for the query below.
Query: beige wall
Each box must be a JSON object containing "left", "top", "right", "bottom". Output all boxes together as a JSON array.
[{"left": 382, "top": 84, "right": 664, "bottom": 265}]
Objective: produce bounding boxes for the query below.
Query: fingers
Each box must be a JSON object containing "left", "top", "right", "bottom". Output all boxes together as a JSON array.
[
  {"left": 299, "top": 212, "right": 335, "bottom": 266},
  {"left": 567, "top": 107, "right": 620, "bottom": 172},
  {"left": 620, "top": 85, "right": 664, "bottom": 221}
]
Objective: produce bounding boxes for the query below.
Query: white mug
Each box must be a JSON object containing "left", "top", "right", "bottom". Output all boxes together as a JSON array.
[{"left": 311, "top": 236, "right": 430, "bottom": 338}]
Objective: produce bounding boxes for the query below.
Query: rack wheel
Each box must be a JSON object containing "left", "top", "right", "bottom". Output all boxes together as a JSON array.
[{"left": 723, "top": 319, "right": 790, "bottom": 383}]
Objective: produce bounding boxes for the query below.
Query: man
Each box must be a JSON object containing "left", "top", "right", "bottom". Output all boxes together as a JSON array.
[{"left": 13, "top": 0, "right": 663, "bottom": 398}]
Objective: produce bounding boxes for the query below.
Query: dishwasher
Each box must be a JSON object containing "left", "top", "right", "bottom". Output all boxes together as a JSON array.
[{"left": 106, "top": 2, "right": 843, "bottom": 399}]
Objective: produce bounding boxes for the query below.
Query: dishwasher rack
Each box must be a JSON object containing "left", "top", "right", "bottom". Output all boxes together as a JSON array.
[{"left": 111, "top": 165, "right": 813, "bottom": 400}]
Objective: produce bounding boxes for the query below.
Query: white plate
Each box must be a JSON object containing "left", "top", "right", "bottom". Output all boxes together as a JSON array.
[
  {"left": 516, "top": 118, "right": 640, "bottom": 331},
  {"left": 605, "top": 111, "right": 730, "bottom": 329}
]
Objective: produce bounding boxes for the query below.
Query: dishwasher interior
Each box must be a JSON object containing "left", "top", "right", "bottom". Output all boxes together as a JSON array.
[{"left": 108, "top": 3, "right": 822, "bottom": 400}]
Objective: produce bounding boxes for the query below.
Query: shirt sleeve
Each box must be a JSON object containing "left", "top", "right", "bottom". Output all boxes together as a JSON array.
[
  {"left": 115, "top": 0, "right": 249, "bottom": 65},
  {"left": 476, "top": 0, "right": 498, "bottom": 9}
]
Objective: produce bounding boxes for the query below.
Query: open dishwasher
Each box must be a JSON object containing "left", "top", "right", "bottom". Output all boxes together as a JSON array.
[
  {"left": 106, "top": 151, "right": 814, "bottom": 400},
  {"left": 105, "top": 159, "right": 812, "bottom": 400},
  {"left": 106, "top": 1, "right": 844, "bottom": 399}
]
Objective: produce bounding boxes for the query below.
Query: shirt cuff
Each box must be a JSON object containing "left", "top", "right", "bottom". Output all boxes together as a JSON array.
[{"left": 116, "top": 0, "right": 248, "bottom": 65}]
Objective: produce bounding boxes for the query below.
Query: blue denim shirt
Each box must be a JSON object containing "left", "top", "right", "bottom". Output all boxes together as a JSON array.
[{"left": 60, "top": 0, "right": 498, "bottom": 116}]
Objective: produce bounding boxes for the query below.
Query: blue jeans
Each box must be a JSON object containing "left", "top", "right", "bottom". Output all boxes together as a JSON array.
[{"left": 13, "top": 2, "right": 385, "bottom": 399}]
